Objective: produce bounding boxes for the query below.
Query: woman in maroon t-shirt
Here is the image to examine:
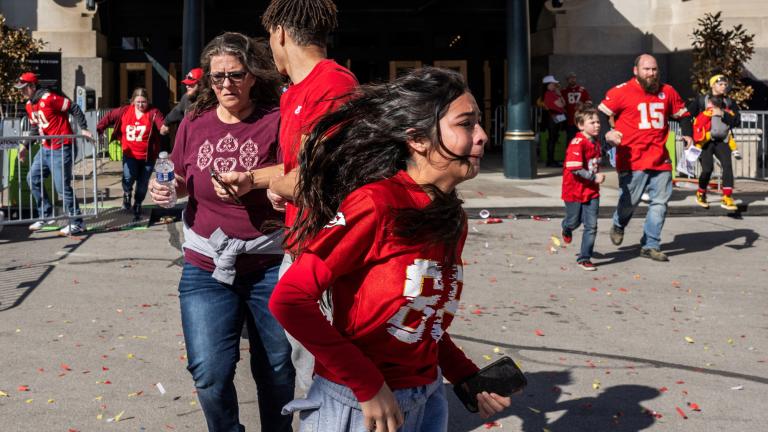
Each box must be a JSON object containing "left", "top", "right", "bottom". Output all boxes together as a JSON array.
[{"left": 148, "top": 33, "right": 294, "bottom": 432}]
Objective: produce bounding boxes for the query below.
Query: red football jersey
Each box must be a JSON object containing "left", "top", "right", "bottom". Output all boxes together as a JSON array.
[
  {"left": 269, "top": 170, "right": 478, "bottom": 402},
  {"left": 562, "top": 132, "right": 601, "bottom": 202},
  {"left": 25, "top": 92, "right": 74, "bottom": 149},
  {"left": 120, "top": 107, "right": 153, "bottom": 160},
  {"left": 599, "top": 78, "right": 688, "bottom": 172},
  {"left": 543, "top": 90, "right": 565, "bottom": 115},
  {"left": 561, "top": 85, "right": 592, "bottom": 125},
  {"left": 278, "top": 59, "right": 358, "bottom": 227}
]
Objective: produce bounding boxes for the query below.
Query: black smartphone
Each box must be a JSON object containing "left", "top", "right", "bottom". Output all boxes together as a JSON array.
[
  {"left": 209, "top": 168, "right": 242, "bottom": 205},
  {"left": 453, "top": 356, "right": 527, "bottom": 413}
]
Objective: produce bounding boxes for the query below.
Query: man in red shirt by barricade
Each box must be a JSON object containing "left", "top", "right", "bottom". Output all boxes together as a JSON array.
[
  {"left": 16, "top": 72, "right": 93, "bottom": 235},
  {"left": 598, "top": 54, "right": 693, "bottom": 262}
]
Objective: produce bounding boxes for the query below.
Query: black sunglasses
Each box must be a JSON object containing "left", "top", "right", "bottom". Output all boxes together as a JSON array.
[{"left": 209, "top": 71, "right": 249, "bottom": 87}]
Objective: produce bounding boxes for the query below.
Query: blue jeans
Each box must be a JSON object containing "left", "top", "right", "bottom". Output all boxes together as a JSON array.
[
  {"left": 283, "top": 372, "right": 447, "bottom": 432},
  {"left": 26, "top": 145, "right": 82, "bottom": 223},
  {"left": 122, "top": 157, "right": 154, "bottom": 207},
  {"left": 179, "top": 262, "right": 295, "bottom": 432},
  {"left": 562, "top": 197, "right": 599, "bottom": 262},
  {"left": 612, "top": 170, "right": 672, "bottom": 250}
]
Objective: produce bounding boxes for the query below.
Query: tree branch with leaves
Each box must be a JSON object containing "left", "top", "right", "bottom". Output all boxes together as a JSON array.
[
  {"left": 690, "top": 11, "right": 755, "bottom": 108},
  {"left": 0, "top": 14, "right": 45, "bottom": 115}
]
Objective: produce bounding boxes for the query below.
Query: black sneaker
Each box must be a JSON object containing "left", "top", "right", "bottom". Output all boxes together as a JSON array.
[
  {"left": 562, "top": 229, "right": 573, "bottom": 245},
  {"left": 609, "top": 225, "right": 624, "bottom": 246},
  {"left": 132, "top": 204, "right": 142, "bottom": 221},
  {"left": 577, "top": 260, "right": 597, "bottom": 271},
  {"left": 640, "top": 248, "right": 668, "bottom": 262},
  {"left": 122, "top": 194, "right": 132, "bottom": 211}
]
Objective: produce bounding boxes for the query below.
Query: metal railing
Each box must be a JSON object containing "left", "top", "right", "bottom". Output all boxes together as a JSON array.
[{"left": 1, "top": 134, "right": 100, "bottom": 228}]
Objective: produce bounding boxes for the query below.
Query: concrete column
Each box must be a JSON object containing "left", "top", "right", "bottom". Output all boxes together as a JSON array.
[{"left": 503, "top": 0, "right": 536, "bottom": 179}]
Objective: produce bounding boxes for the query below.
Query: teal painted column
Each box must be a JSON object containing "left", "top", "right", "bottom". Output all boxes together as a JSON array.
[{"left": 503, "top": 0, "right": 536, "bottom": 179}]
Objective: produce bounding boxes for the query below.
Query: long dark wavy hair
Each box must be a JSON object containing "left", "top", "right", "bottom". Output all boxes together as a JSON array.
[
  {"left": 286, "top": 67, "right": 474, "bottom": 258},
  {"left": 190, "top": 32, "right": 283, "bottom": 118}
]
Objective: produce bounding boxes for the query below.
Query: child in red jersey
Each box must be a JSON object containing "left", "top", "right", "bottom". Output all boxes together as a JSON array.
[
  {"left": 269, "top": 68, "right": 512, "bottom": 432},
  {"left": 561, "top": 104, "right": 605, "bottom": 271}
]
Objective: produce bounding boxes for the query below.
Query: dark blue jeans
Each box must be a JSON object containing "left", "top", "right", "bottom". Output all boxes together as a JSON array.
[
  {"left": 27, "top": 145, "right": 82, "bottom": 223},
  {"left": 562, "top": 197, "right": 599, "bottom": 262},
  {"left": 122, "top": 156, "right": 154, "bottom": 207},
  {"left": 179, "top": 262, "right": 295, "bottom": 432}
]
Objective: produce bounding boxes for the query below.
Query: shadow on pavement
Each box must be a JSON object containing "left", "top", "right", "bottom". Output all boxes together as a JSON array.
[
  {"left": 447, "top": 371, "right": 660, "bottom": 432},
  {"left": 595, "top": 229, "right": 759, "bottom": 266}
]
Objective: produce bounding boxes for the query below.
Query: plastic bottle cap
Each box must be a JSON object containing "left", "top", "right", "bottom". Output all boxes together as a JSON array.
[
  {"left": 158, "top": 151, "right": 169, "bottom": 159},
  {"left": 478, "top": 209, "right": 490, "bottom": 219}
]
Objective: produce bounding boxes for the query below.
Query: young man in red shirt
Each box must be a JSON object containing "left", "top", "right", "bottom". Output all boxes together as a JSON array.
[
  {"left": 599, "top": 54, "right": 693, "bottom": 262},
  {"left": 15, "top": 72, "right": 93, "bottom": 235},
  {"left": 561, "top": 72, "right": 592, "bottom": 144},
  {"left": 216, "top": 0, "right": 358, "bottom": 392}
]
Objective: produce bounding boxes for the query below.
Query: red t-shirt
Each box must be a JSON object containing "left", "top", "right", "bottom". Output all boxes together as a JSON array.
[
  {"left": 171, "top": 107, "right": 284, "bottom": 274},
  {"left": 120, "top": 108, "right": 153, "bottom": 160},
  {"left": 25, "top": 92, "right": 74, "bottom": 149},
  {"left": 269, "top": 171, "right": 478, "bottom": 402},
  {"left": 562, "top": 132, "right": 601, "bottom": 203},
  {"left": 599, "top": 78, "right": 688, "bottom": 172},
  {"left": 561, "top": 85, "right": 592, "bottom": 125},
  {"left": 543, "top": 90, "right": 565, "bottom": 115},
  {"left": 278, "top": 59, "right": 358, "bottom": 227}
]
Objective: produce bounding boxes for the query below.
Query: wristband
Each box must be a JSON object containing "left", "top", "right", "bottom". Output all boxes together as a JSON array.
[{"left": 247, "top": 170, "right": 256, "bottom": 190}]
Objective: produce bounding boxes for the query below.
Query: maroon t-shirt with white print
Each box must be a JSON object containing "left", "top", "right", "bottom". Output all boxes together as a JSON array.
[{"left": 171, "top": 106, "right": 283, "bottom": 275}]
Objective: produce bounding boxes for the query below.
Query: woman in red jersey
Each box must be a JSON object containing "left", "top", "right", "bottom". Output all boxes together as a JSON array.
[
  {"left": 97, "top": 87, "right": 166, "bottom": 219},
  {"left": 269, "top": 67, "right": 512, "bottom": 432}
]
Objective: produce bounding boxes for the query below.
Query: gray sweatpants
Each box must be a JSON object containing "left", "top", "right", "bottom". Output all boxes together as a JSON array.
[{"left": 282, "top": 373, "right": 448, "bottom": 432}]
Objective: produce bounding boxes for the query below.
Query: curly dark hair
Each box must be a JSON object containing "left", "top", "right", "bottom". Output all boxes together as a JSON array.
[
  {"left": 261, "top": 0, "right": 338, "bottom": 47},
  {"left": 190, "top": 32, "right": 283, "bottom": 118},
  {"left": 286, "top": 67, "right": 474, "bottom": 257}
]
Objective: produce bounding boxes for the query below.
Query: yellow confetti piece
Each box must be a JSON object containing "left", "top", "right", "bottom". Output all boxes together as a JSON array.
[
  {"left": 47, "top": 399, "right": 55, "bottom": 404},
  {"left": 528, "top": 406, "right": 541, "bottom": 413},
  {"left": 132, "top": 335, "right": 148, "bottom": 339},
  {"left": 127, "top": 353, "right": 135, "bottom": 359},
  {"left": 114, "top": 410, "right": 125, "bottom": 422},
  {"left": 685, "top": 336, "right": 695, "bottom": 344},
  {"left": 483, "top": 355, "right": 492, "bottom": 361},
  {"left": 592, "top": 379, "right": 601, "bottom": 390},
  {"left": 551, "top": 236, "right": 561, "bottom": 247},
  {"left": 493, "top": 347, "right": 501, "bottom": 354},
  {"left": 25, "top": 399, "right": 34, "bottom": 403},
  {"left": 128, "top": 392, "right": 139, "bottom": 397},
  {"left": 728, "top": 338, "right": 735, "bottom": 345},
  {"left": 93, "top": 396, "right": 103, "bottom": 401},
  {"left": 190, "top": 401, "right": 197, "bottom": 406},
  {"left": 97, "top": 414, "right": 103, "bottom": 420},
  {"left": 16, "top": 328, "right": 21, "bottom": 333},
  {"left": 0, "top": 390, "right": 8, "bottom": 397}
]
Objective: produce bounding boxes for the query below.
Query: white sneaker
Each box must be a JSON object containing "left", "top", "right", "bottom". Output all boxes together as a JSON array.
[
  {"left": 641, "top": 192, "right": 651, "bottom": 202},
  {"left": 29, "top": 219, "right": 57, "bottom": 231},
  {"left": 59, "top": 223, "right": 85, "bottom": 236},
  {"left": 733, "top": 150, "right": 742, "bottom": 160}
]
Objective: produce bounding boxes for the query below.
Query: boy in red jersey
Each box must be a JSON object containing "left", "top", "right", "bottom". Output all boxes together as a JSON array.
[
  {"left": 561, "top": 104, "right": 605, "bottom": 271},
  {"left": 269, "top": 68, "right": 512, "bottom": 432},
  {"left": 213, "top": 0, "right": 358, "bottom": 393},
  {"left": 598, "top": 54, "right": 693, "bottom": 262},
  {"left": 15, "top": 72, "right": 93, "bottom": 235}
]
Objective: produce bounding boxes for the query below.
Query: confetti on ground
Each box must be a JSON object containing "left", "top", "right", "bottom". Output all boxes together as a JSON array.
[
  {"left": 688, "top": 402, "right": 701, "bottom": 411},
  {"left": 534, "top": 329, "right": 545, "bottom": 336},
  {"left": 592, "top": 379, "right": 601, "bottom": 390},
  {"left": 527, "top": 407, "right": 541, "bottom": 413},
  {"left": 18, "top": 385, "right": 30, "bottom": 391},
  {"left": 676, "top": 406, "right": 688, "bottom": 419},
  {"left": 0, "top": 391, "right": 8, "bottom": 397},
  {"left": 731, "top": 385, "right": 744, "bottom": 390},
  {"left": 483, "top": 420, "right": 502, "bottom": 428},
  {"left": 156, "top": 382, "right": 167, "bottom": 395},
  {"left": 684, "top": 336, "right": 695, "bottom": 344}
]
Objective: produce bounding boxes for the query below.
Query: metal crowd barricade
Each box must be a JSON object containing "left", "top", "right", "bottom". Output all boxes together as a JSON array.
[{"left": 0, "top": 134, "right": 100, "bottom": 229}]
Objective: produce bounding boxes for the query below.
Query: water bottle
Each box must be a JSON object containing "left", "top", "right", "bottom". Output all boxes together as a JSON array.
[{"left": 154, "top": 151, "right": 177, "bottom": 208}]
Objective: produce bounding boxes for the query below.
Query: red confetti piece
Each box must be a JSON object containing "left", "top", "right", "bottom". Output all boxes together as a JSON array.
[
  {"left": 68, "top": 429, "right": 80, "bottom": 432},
  {"left": 676, "top": 380, "right": 685, "bottom": 384},
  {"left": 61, "top": 363, "right": 72, "bottom": 371},
  {"left": 688, "top": 402, "right": 701, "bottom": 411},
  {"left": 471, "top": 309, "right": 484, "bottom": 315},
  {"left": 103, "top": 380, "right": 112, "bottom": 385},
  {"left": 676, "top": 406, "right": 688, "bottom": 419},
  {"left": 18, "top": 385, "right": 30, "bottom": 391},
  {"left": 534, "top": 329, "right": 545, "bottom": 336},
  {"left": 102, "top": 367, "right": 109, "bottom": 371},
  {"left": 73, "top": 279, "right": 79, "bottom": 284},
  {"left": 590, "top": 287, "right": 598, "bottom": 292},
  {"left": 37, "top": 368, "right": 45, "bottom": 373},
  {"left": 488, "top": 277, "right": 497, "bottom": 283},
  {"left": 483, "top": 421, "right": 502, "bottom": 429},
  {"left": 618, "top": 287, "right": 628, "bottom": 292},
  {"left": 141, "top": 304, "right": 152, "bottom": 307},
  {"left": 659, "top": 386, "right": 668, "bottom": 393}
]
